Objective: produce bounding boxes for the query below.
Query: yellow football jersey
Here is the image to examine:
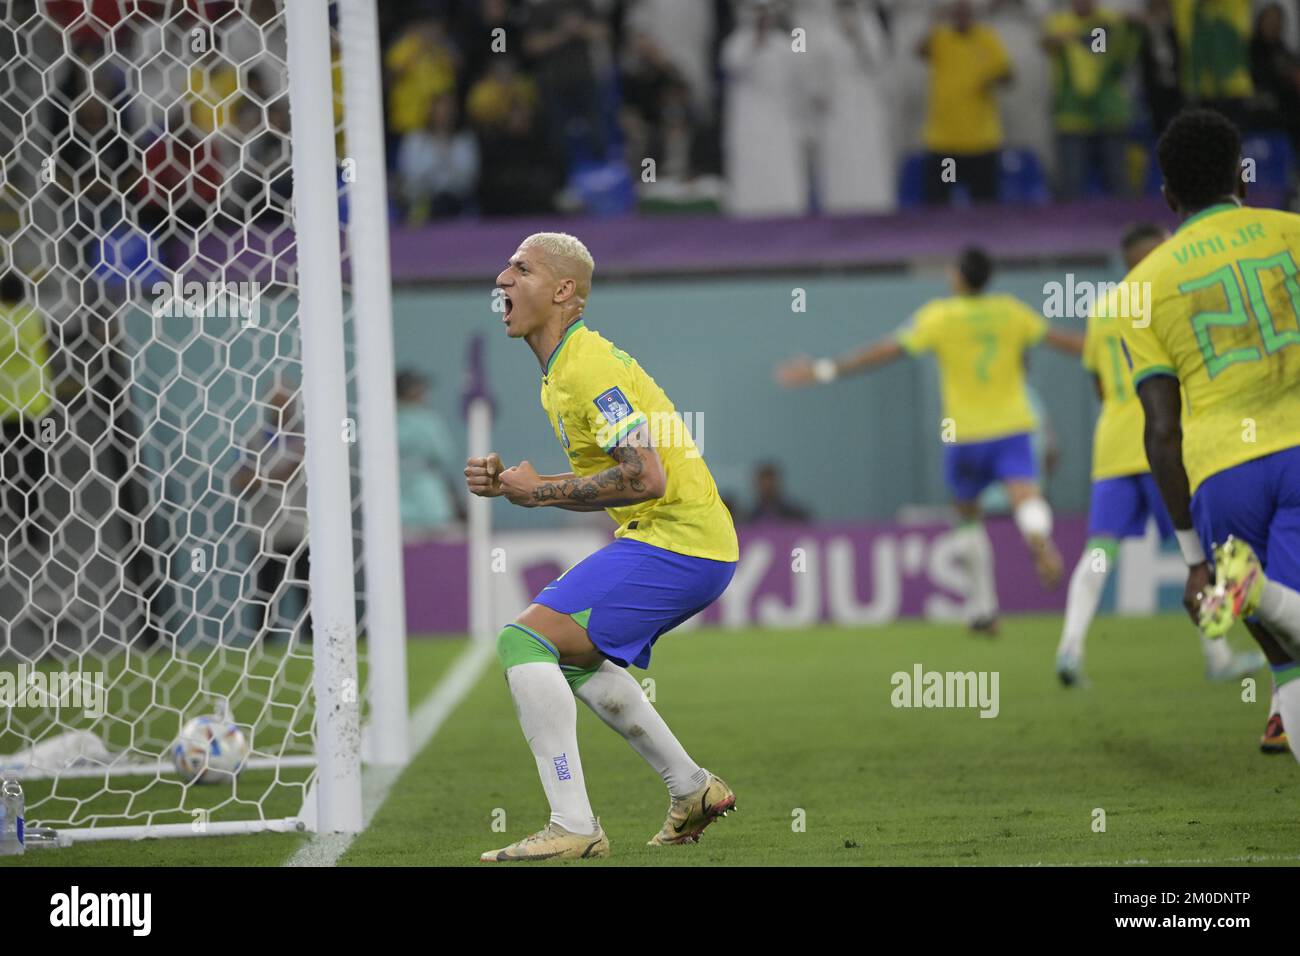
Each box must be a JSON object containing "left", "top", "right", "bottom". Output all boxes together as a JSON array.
[
  {"left": 1120, "top": 204, "right": 1300, "bottom": 493},
  {"left": 922, "top": 25, "right": 1010, "bottom": 154},
  {"left": 0, "top": 302, "right": 51, "bottom": 423},
  {"left": 1082, "top": 306, "right": 1149, "bottom": 480},
  {"left": 896, "top": 293, "right": 1047, "bottom": 443},
  {"left": 539, "top": 320, "right": 738, "bottom": 562},
  {"left": 1171, "top": 0, "right": 1253, "bottom": 100}
]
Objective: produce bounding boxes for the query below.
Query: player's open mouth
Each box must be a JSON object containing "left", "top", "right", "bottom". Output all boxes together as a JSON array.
[{"left": 502, "top": 293, "right": 513, "bottom": 320}]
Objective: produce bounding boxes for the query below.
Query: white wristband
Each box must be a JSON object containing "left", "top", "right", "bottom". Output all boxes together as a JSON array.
[
  {"left": 813, "top": 358, "right": 838, "bottom": 384},
  {"left": 1175, "top": 528, "right": 1207, "bottom": 566}
]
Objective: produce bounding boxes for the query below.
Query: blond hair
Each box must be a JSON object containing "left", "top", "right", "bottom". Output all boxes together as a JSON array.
[
  {"left": 520, "top": 232, "right": 595, "bottom": 275},
  {"left": 522, "top": 232, "right": 595, "bottom": 310}
]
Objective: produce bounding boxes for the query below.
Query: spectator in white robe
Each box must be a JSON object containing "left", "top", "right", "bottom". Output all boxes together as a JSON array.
[
  {"left": 812, "top": 0, "right": 897, "bottom": 214},
  {"left": 722, "top": 1, "right": 808, "bottom": 217}
]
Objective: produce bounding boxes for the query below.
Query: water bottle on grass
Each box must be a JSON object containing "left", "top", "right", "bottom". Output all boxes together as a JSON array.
[{"left": 0, "top": 778, "right": 25, "bottom": 856}]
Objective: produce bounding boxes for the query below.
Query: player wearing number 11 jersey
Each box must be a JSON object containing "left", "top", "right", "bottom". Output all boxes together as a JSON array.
[
  {"left": 776, "top": 248, "right": 1083, "bottom": 634},
  {"left": 1122, "top": 109, "right": 1300, "bottom": 762},
  {"left": 1054, "top": 224, "right": 1264, "bottom": 688}
]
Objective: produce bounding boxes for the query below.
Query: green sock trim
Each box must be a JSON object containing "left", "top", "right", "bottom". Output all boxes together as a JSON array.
[
  {"left": 560, "top": 663, "right": 601, "bottom": 691},
  {"left": 1084, "top": 536, "right": 1119, "bottom": 562},
  {"left": 1273, "top": 664, "right": 1300, "bottom": 687},
  {"left": 496, "top": 623, "right": 559, "bottom": 670}
]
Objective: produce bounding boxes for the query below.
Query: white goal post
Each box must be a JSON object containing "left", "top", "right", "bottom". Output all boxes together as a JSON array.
[{"left": 0, "top": 0, "right": 407, "bottom": 841}]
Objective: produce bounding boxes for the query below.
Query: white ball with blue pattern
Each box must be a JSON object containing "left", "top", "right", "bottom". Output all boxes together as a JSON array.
[{"left": 172, "top": 716, "right": 250, "bottom": 784}]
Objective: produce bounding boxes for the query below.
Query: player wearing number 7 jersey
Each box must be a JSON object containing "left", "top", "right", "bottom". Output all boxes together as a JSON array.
[
  {"left": 1121, "top": 109, "right": 1300, "bottom": 763},
  {"left": 776, "top": 248, "right": 1083, "bottom": 635}
]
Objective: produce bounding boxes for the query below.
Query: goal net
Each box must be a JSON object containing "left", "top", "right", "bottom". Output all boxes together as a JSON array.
[{"left": 0, "top": 0, "right": 402, "bottom": 840}]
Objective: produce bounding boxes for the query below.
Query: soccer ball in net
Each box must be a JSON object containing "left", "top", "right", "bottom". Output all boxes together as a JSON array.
[{"left": 172, "top": 717, "right": 251, "bottom": 784}]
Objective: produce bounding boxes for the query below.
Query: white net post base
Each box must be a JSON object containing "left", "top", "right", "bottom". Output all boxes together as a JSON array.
[{"left": 0, "top": 0, "right": 382, "bottom": 841}]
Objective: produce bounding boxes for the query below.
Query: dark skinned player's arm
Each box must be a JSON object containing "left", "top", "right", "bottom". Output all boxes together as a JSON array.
[
  {"left": 1138, "top": 373, "right": 1214, "bottom": 622},
  {"left": 1091, "top": 373, "right": 1103, "bottom": 403},
  {"left": 531, "top": 423, "right": 666, "bottom": 512},
  {"left": 1136, "top": 375, "right": 1194, "bottom": 530}
]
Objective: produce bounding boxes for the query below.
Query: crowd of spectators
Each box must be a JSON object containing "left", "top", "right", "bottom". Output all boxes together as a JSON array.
[
  {"left": 15, "top": 0, "right": 1300, "bottom": 263},
  {"left": 914, "top": 0, "right": 1297, "bottom": 205},
  {"left": 379, "top": 0, "right": 1300, "bottom": 220},
  {"left": 377, "top": 0, "right": 731, "bottom": 220}
]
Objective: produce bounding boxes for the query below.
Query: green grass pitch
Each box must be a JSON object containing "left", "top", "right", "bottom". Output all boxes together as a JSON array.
[
  {"left": 6, "top": 614, "right": 1299, "bottom": 867},
  {"left": 1, "top": 636, "right": 465, "bottom": 868}
]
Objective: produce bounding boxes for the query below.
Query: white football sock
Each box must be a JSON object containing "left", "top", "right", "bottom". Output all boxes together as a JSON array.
[
  {"left": 1257, "top": 580, "right": 1300, "bottom": 657},
  {"left": 1058, "top": 547, "right": 1110, "bottom": 660},
  {"left": 1013, "top": 496, "right": 1054, "bottom": 540},
  {"left": 1273, "top": 674, "right": 1300, "bottom": 764},
  {"left": 505, "top": 662, "right": 597, "bottom": 835},
  {"left": 953, "top": 521, "right": 998, "bottom": 620},
  {"left": 1270, "top": 674, "right": 1281, "bottom": 718},
  {"left": 576, "top": 661, "right": 706, "bottom": 799}
]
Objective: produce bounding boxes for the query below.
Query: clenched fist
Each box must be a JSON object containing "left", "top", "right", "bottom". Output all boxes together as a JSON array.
[
  {"left": 465, "top": 452, "right": 504, "bottom": 497},
  {"left": 498, "top": 460, "right": 541, "bottom": 507}
]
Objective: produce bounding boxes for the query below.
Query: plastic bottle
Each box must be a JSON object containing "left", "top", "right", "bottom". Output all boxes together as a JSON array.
[{"left": 0, "top": 778, "right": 24, "bottom": 856}]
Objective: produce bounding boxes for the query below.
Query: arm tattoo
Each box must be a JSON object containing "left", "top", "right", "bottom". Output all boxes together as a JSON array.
[
  {"left": 530, "top": 445, "right": 649, "bottom": 503},
  {"left": 610, "top": 444, "right": 648, "bottom": 493}
]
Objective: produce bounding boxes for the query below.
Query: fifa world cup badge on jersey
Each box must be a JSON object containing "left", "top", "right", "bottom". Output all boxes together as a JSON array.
[
  {"left": 556, "top": 414, "right": 569, "bottom": 448},
  {"left": 594, "top": 386, "right": 633, "bottom": 425}
]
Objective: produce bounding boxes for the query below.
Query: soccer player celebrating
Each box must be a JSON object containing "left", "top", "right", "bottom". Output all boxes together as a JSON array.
[
  {"left": 1055, "top": 224, "right": 1264, "bottom": 686},
  {"left": 1121, "top": 109, "right": 1300, "bottom": 760},
  {"left": 776, "top": 248, "right": 1081, "bottom": 634},
  {"left": 466, "top": 232, "right": 740, "bottom": 861}
]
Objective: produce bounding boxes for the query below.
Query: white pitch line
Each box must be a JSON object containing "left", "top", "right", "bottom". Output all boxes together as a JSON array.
[{"left": 283, "top": 639, "right": 495, "bottom": 867}]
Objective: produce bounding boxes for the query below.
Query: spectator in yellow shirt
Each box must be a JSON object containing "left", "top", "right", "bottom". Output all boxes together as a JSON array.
[
  {"left": 186, "top": 51, "right": 241, "bottom": 137},
  {"left": 0, "top": 272, "right": 53, "bottom": 555},
  {"left": 386, "top": 18, "right": 458, "bottom": 136},
  {"left": 466, "top": 56, "right": 539, "bottom": 131},
  {"left": 917, "top": 0, "right": 1014, "bottom": 205},
  {"left": 1042, "top": 0, "right": 1141, "bottom": 199},
  {"left": 1172, "top": 0, "right": 1253, "bottom": 120}
]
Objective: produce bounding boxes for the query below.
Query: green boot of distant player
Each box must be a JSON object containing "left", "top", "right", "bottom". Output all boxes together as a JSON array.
[{"left": 1199, "top": 536, "right": 1266, "bottom": 639}]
